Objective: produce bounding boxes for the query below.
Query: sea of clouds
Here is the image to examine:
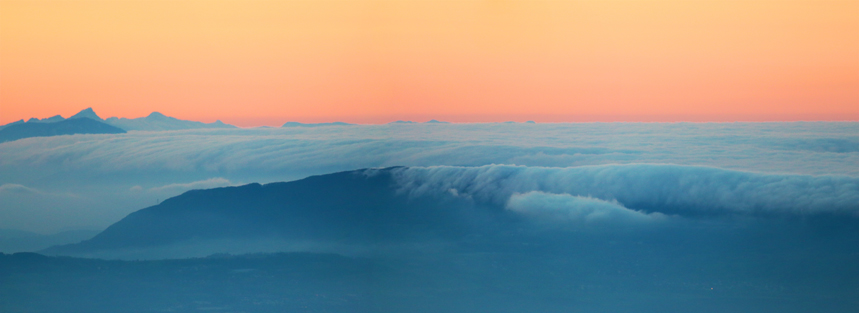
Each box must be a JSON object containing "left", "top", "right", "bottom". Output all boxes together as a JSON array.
[
  {"left": 388, "top": 164, "right": 859, "bottom": 218},
  {"left": 0, "top": 122, "right": 856, "bottom": 233}
]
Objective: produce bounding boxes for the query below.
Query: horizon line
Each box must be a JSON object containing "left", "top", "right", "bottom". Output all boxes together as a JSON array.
[{"left": 4, "top": 111, "right": 858, "bottom": 127}]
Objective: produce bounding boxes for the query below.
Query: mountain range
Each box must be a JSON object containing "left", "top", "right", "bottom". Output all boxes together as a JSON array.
[
  {"left": 1, "top": 108, "right": 236, "bottom": 131},
  {"left": 104, "top": 111, "right": 235, "bottom": 131},
  {"left": 0, "top": 108, "right": 236, "bottom": 142},
  {"left": 0, "top": 117, "right": 126, "bottom": 143}
]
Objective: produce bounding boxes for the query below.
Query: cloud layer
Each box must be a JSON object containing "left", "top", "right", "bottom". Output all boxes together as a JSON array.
[
  {"left": 389, "top": 164, "right": 859, "bottom": 217},
  {"left": 0, "top": 122, "right": 856, "bottom": 233},
  {"left": 145, "top": 178, "right": 233, "bottom": 193},
  {"left": 507, "top": 192, "right": 667, "bottom": 226}
]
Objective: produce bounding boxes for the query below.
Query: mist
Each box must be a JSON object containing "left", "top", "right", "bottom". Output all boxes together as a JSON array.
[
  {"left": 1, "top": 122, "right": 856, "bottom": 234},
  {"left": 1, "top": 122, "right": 857, "bottom": 312}
]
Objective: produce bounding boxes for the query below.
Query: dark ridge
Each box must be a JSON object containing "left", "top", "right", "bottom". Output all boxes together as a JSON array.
[
  {"left": 68, "top": 107, "right": 102, "bottom": 121},
  {"left": 0, "top": 117, "right": 126, "bottom": 143},
  {"left": 0, "top": 119, "right": 24, "bottom": 130},
  {"left": 42, "top": 167, "right": 484, "bottom": 256}
]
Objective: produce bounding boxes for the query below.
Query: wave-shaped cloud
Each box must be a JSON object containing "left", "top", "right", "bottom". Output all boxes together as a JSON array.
[
  {"left": 1, "top": 123, "right": 856, "bottom": 184},
  {"left": 0, "top": 183, "right": 42, "bottom": 194},
  {"left": 388, "top": 164, "right": 859, "bottom": 217},
  {"left": 147, "top": 178, "right": 233, "bottom": 193},
  {"left": 0, "top": 183, "right": 78, "bottom": 198},
  {"left": 507, "top": 192, "right": 667, "bottom": 225},
  {"left": 0, "top": 123, "right": 855, "bottom": 233}
]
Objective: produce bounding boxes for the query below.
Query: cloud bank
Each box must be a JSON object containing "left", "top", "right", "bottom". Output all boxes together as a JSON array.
[
  {"left": 388, "top": 164, "right": 859, "bottom": 217},
  {"left": 0, "top": 122, "right": 855, "bottom": 233},
  {"left": 0, "top": 183, "right": 44, "bottom": 195},
  {"left": 1, "top": 123, "right": 856, "bottom": 182},
  {"left": 507, "top": 192, "right": 667, "bottom": 226},
  {"left": 146, "top": 178, "right": 233, "bottom": 193}
]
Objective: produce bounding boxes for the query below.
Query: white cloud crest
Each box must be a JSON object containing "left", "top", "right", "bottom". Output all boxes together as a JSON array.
[
  {"left": 388, "top": 164, "right": 859, "bottom": 217},
  {"left": 507, "top": 192, "right": 666, "bottom": 225},
  {"left": 148, "top": 178, "right": 233, "bottom": 193}
]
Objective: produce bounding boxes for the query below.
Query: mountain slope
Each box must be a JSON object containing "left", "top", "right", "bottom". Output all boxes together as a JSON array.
[
  {"left": 0, "top": 118, "right": 126, "bottom": 143},
  {"left": 43, "top": 168, "right": 484, "bottom": 257},
  {"left": 0, "top": 229, "right": 100, "bottom": 253},
  {"left": 0, "top": 119, "right": 24, "bottom": 130},
  {"left": 42, "top": 164, "right": 859, "bottom": 259},
  {"left": 0, "top": 108, "right": 99, "bottom": 131}
]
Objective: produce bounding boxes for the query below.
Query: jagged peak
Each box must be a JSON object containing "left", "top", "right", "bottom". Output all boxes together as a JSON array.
[{"left": 69, "top": 108, "right": 102, "bottom": 121}]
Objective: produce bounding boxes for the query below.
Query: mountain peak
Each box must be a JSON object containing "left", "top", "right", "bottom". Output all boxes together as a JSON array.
[
  {"left": 147, "top": 112, "right": 168, "bottom": 119},
  {"left": 0, "top": 117, "right": 125, "bottom": 143},
  {"left": 103, "top": 112, "right": 236, "bottom": 130},
  {"left": 69, "top": 108, "right": 102, "bottom": 121}
]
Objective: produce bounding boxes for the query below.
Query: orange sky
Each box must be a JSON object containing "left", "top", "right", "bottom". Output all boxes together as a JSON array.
[{"left": 1, "top": 0, "right": 857, "bottom": 126}]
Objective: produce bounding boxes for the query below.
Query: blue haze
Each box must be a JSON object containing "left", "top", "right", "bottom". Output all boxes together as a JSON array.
[
  {"left": 0, "top": 122, "right": 857, "bottom": 312},
  {"left": 0, "top": 122, "right": 856, "bottom": 233}
]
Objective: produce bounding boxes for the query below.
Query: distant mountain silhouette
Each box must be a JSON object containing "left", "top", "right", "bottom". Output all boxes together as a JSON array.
[
  {"left": 0, "top": 108, "right": 99, "bottom": 131},
  {"left": 0, "top": 113, "right": 67, "bottom": 130},
  {"left": 68, "top": 107, "right": 103, "bottom": 121},
  {"left": 0, "top": 117, "right": 126, "bottom": 143},
  {"left": 1, "top": 108, "right": 237, "bottom": 132},
  {"left": 425, "top": 119, "right": 450, "bottom": 124},
  {"left": 104, "top": 111, "right": 236, "bottom": 131},
  {"left": 43, "top": 168, "right": 488, "bottom": 257},
  {"left": 282, "top": 121, "right": 353, "bottom": 127},
  {"left": 26, "top": 115, "right": 65, "bottom": 123}
]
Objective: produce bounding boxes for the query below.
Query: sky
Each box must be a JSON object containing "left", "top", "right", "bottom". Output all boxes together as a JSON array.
[{"left": 1, "top": 0, "right": 857, "bottom": 126}]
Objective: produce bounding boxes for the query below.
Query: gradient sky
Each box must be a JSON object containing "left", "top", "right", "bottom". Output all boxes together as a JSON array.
[{"left": 1, "top": 0, "right": 857, "bottom": 126}]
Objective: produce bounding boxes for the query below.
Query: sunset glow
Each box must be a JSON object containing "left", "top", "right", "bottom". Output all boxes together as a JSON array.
[{"left": 1, "top": 0, "right": 857, "bottom": 126}]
